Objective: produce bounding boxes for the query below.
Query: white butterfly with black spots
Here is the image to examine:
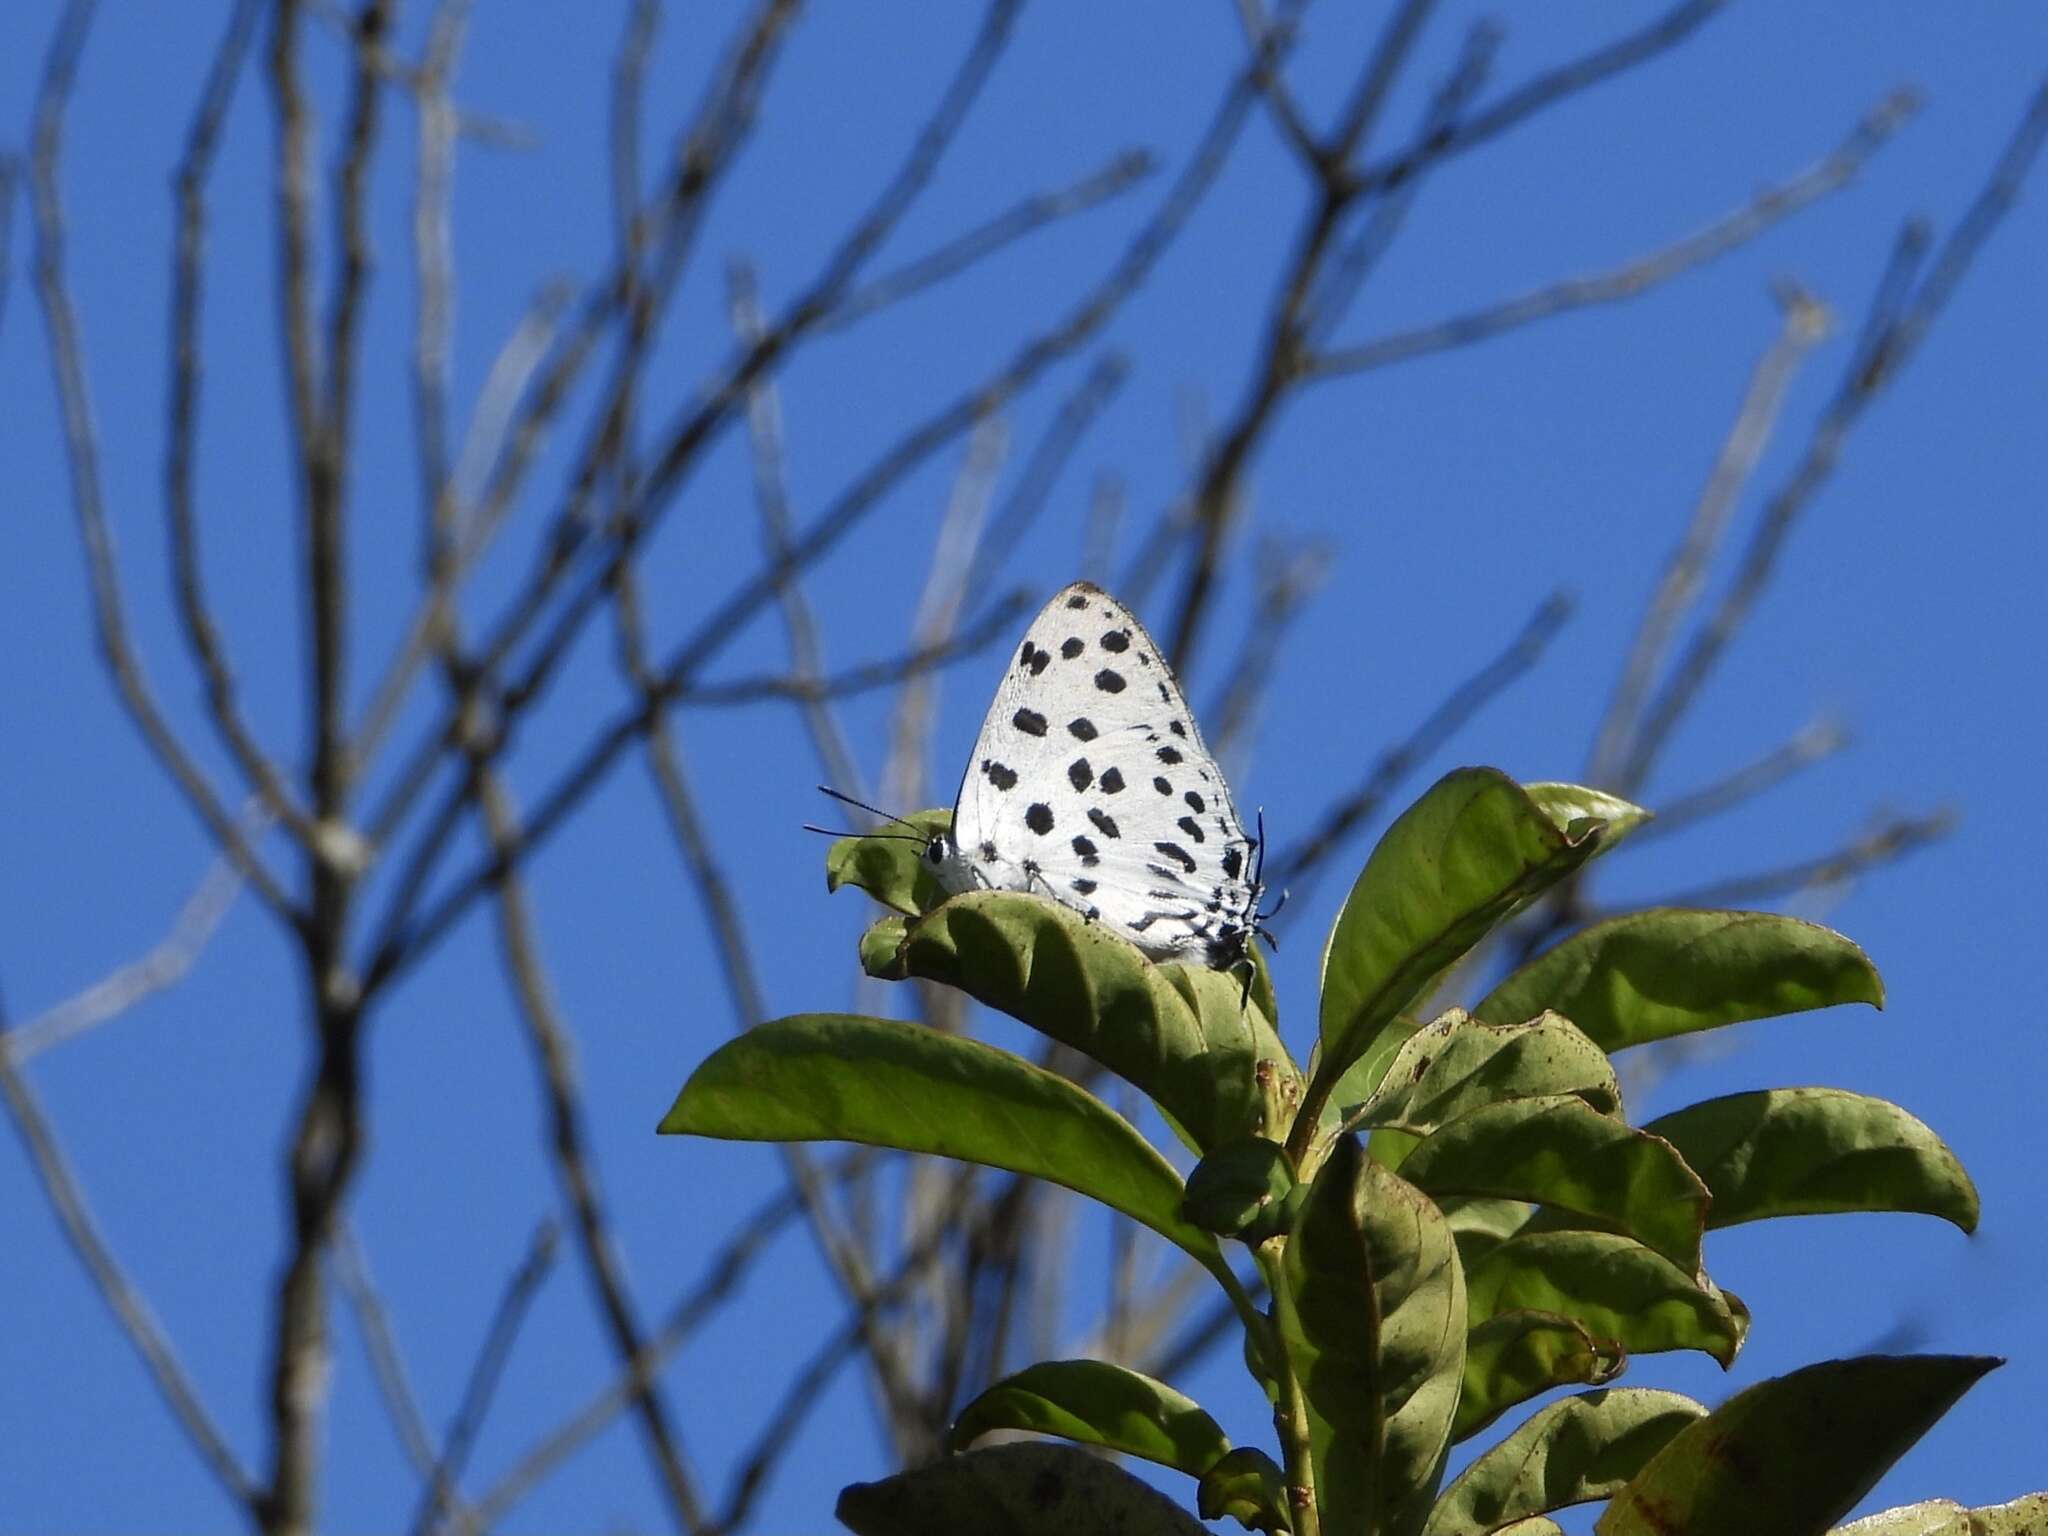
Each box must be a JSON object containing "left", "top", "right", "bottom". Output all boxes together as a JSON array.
[{"left": 924, "top": 580, "right": 1265, "bottom": 970}]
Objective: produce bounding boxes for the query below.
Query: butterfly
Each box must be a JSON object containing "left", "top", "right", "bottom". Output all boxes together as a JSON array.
[{"left": 917, "top": 580, "right": 1269, "bottom": 972}]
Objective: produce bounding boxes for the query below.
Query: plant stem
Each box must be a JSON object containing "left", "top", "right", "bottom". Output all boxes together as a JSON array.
[{"left": 1259, "top": 1249, "right": 1320, "bottom": 1536}]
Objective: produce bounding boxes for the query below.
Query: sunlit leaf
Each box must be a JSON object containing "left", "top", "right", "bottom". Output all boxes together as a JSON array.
[
  {"left": 1198, "top": 1447, "right": 1294, "bottom": 1534},
  {"left": 1317, "top": 770, "right": 1612, "bottom": 1099},
  {"left": 660, "top": 1014, "right": 1229, "bottom": 1282},
  {"left": 1521, "top": 782, "right": 1654, "bottom": 851},
  {"left": 1454, "top": 1311, "right": 1625, "bottom": 1442},
  {"left": 1834, "top": 1493, "right": 2048, "bottom": 1535},
  {"left": 1280, "top": 1135, "right": 1466, "bottom": 1536},
  {"left": 824, "top": 809, "right": 952, "bottom": 916},
  {"left": 948, "top": 1360, "right": 1230, "bottom": 1476},
  {"left": 1645, "top": 1088, "right": 1978, "bottom": 1233},
  {"left": 1427, "top": 1388, "right": 1704, "bottom": 1535},
  {"left": 837, "top": 1441, "right": 1213, "bottom": 1536},
  {"left": 1463, "top": 1230, "right": 1744, "bottom": 1366},
  {"left": 1598, "top": 1355, "right": 1999, "bottom": 1536},
  {"left": 1474, "top": 909, "right": 1882, "bottom": 1051},
  {"left": 1399, "top": 1096, "right": 1708, "bottom": 1271},
  {"left": 866, "top": 891, "right": 1300, "bottom": 1151},
  {"left": 1353, "top": 1010, "right": 1620, "bottom": 1136}
]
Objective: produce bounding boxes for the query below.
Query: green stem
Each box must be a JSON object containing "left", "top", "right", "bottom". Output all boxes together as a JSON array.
[{"left": 1258, "top": 1249, "right": 1320, "bottom": 1536}]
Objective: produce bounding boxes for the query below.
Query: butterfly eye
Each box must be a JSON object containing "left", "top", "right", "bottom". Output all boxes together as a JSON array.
[{"left": 925, "top": 838, "right": 946, "bottom": 866}]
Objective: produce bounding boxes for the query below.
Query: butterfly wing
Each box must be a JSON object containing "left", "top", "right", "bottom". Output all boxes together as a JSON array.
[{"left": 944, "top": 581, "right": 1262, "bottom": 965}]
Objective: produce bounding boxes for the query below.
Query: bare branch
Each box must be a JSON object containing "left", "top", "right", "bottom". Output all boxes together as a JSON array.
[
  {"left": 29, "top": 0, "right": 297, "bottom": 925},
  {"left": 1625, "top": 81, "right": 2048, "bottom": 789},
  {"left": 1632, "top": 718, "right": 1851, "bottom": 844},
  {"left": 410, "top": 0, "right": 472, "bottom": 562},
  {"left": 1207, "top": 539, "right": 1333, "bottom": 764},
  {"left": 1311, "top": 89, "right": 1916, "bottom": 378},
  {"left": 330, "top": 1223, "right": 440, "bottom": 1483},
  {"left": 1630, "top": 808, "right": 1954, "bottom": 911},
  {"left": 1588, "top": 285, "right": 1834, "bottom": 786},
  {"left": 0, "top": 993, "right": 258, "bottom": 1514},
  {"left": 476, "top": 771, "right": 710, "bottom": 1533},
  {"left": 3, "top": 805, "right": 262, "bottom": 1066},
  {"left": 410, "top": 1220, "right": 559, "bottom": 1536},
  {"left": 0, "top": 155, "right": 21, "bottom": 351},
  {"left": 1269, "top": 590, "right": 1574, "bottom": 895},
  {"left": 1080, "top": 470, "right": 1125, "bottom": 587}
]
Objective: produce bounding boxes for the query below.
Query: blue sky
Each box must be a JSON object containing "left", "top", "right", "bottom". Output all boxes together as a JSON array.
[{"left": 3, "top": 3, "right": 2044, "bottom": 1532}]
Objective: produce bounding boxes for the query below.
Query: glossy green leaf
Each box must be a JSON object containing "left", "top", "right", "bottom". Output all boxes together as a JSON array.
[
  {"left": 1645, "top": 1088, "right": 1979, "bottom": 1233},
  {"left": 1836, "top": 1494, "right": 2048, "bottom": 1535},
  {"left": 1598, "top": 1355, "right": 2000, "bottom": 1536},
  {"left": 1280, "top": 1135, "right": 1466, "bottom": 1536},
  {"left": 1454, "top": 1311, "right": 1625, "bottom": 1442},
  {"left": 1521, "top": 782, "right": 1654, "bottom": 851},
  {"left": 1198, "top": 1448, "right": 1294, "bottom": 1534},
  {"left": 1399, "top": 1096, "right": 1708, "bottom": 1271},
  {"left": 865, "top": 891, "right": 1300, "bottom": 1151},
  {"left": 837, "top": 1441, "right": 1213, "bottom": 1536},
  {"left": 1441, "top": 1197, "right": 1532, "bottom": 1274},
  {"left": 1427, "top": 1389, "right": 1704, "bottom": 1536},
  {"left": 1316, "top": 769, "right": 1612, "bottom": 1096},
  {"left": 825, "top": 809, "right": 952, "bottom": 916},
  {"left": 661, "top": 1014, "right": 1227, "bottom": 1280},
  {"left": 1352, "top": 1010, "right": 1620, "bottom": 1136},
  {"left": 1474, "top": 909, "right": 1882, "bottom": 1051},
  {"left": 947, "top": 1360, "right": 1230, "bottom": 1475},
  {"left": 1464, "top": 1231, "right": 1745, "bottom": 1366},
  {"left": 1315, "top": 1014, "right": 1430, "bottom": 1137}
]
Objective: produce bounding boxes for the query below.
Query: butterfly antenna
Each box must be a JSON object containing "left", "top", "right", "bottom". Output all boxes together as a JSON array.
[
  {"left": 801, "top": 823, "right": 926, "bottom": 842},
  {"left": 816, "top": 785, "right": 926, "bottom": 836}
]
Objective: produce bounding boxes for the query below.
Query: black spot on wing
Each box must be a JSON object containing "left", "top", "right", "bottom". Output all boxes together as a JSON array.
[
  {"left": 1025, "top": 803, "right": 1054, "bottom": 835},
  {"left": 1169, "top": 720, "right": 1187, "bottom": 738},
  {"left": 1088, "top": 808, "right": 1120, "bottom": 839},
  {"left": 1060, "top": 637, "right": 1085, "bottom": 659},
  {"left": 1023, "top": 643, "right": 1050, "bottom": 677},
  {"left": 1153, "top": 776, "right": 1172, "bottom": 795},
  {"left": 1072, "top": 878, "right": 1097, "bottom": 896},
  {"left": 1177, "top": 816, "right": 1205, "bottom": 844},
  {"left": 1184, "top": 790, "right": 1205, "bottom": 813},
  {"left": 1067, "top": 717, "right": 1098, "bottom": 742},
  {"left": 1221, "top": 847, "right": 1243, "bottom": 879},
  {"left": 1067, "top": 758, "right": 1092, "bottom": 792},
  {"left": 1154, "top": 841, "right": 1197, "bottom": 873},
  {"left": 1100, "top": 629, "right": 1131, "bottom": 653},
  {"left": 983, "top": 759, "right": 1018, "bottom": 792},
  {"left": 1157, "top": 682, "right": 1172, "bottom": 703},
  {"left": 1156, "top": 746, "right": 1183, "bottom": 765},
  {"left": 1099, "top": 766, "right": 1125, "bottom": 793},
  {"left": 1094, "top": 669, "right": 1126, "bottom": 694},
  {"left": 1012, "top": 708, "right": 1048, "bottom": 737},
  {"left": 980, "top": 840, "right": 998, "bottom": 862},
  {"left": 1071, "top": 835, "right": 1099, "bottom": 865},
  {"left": 1065, "top": 592, "right": 1089, "bottom": 609}
]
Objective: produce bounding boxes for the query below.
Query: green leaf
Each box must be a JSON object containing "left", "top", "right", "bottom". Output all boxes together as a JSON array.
[
  {"left": 661, "top": 1014, "right": 1228, "bottom": 1281},
  {"left": 825, "top": 809, "right": 952, "bottom": 916},
  {"left": 865, "top": 891, "right": 1301, "bottom": 1151},
  {"left": 1280, "top": 1135, "right": 1466, "bottom": 1536},
  {"left": 1426, "top": 1389, "right": 1705, "bottom": 1536},
  {"left": 1454, "top": 1311, "right": 1625, "bottom": 1442},
  {"left": 1521, "top": 782, "right": 1654, "bottom": 851},
  {"left": 1644, "top": 1088, "right": 1979, "bottom": 1233},
  {"left": 1597, "top": 1355, "right": 2000, "bottom": 1536},
  {"left": 1315, "top": 1014, "right": 1430, "bottom": 1136},
  {"left": 1198, "top": 1448, "right": 1294, "bottom": 1534},
  {"left": 1474, "top": 909, "right": 1882, "bottom": 1051},
  {"left": 1398, "top": 1096, "right": 1708, "bottom": 1272},
  {"left": 947, "top": 1360, "right": 1230, "bottom": 1476},
  {"left": 1835, "top": 1494, "right": 2048, "bottom": 1535},
  {"left": 1183, "top": 1137, "right": 1299, "bottom": 1242},
  {"left": 1463, "top": 1231, "right": 1745, "bottom": 1366},
  {"left": 837, "top": 1441, "right": 1214, "bottom": 1536},
  {"left": 1352, "top": 1010, "right": 1621, "bottom": 1136},
  {"left": 1441, "top": 1197, "right": 1532, "bottom": 1273},
  {"left": 1316, "top": 769, "right": 1611, "bottom": 1097}
]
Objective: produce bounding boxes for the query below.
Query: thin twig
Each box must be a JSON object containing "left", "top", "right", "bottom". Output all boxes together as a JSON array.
[
  {"left": 29, "top": 0, "right": 296, "bottom": 923},
  {"left": 1080, "top": 470, "right": 1125, "bottom": 586},
  {"left": 1589, "top": 284, "right": 1835, "bottom": 787},
  {"left": 0, "top": 992, "right": 258, "bottom": 1514},
  {"left": 1269, "top": 589, "right": 1574, "bottom": 895},
  {"left": 330, "top": 1223, "right": 441, "bottom": 1483},
  {"left": 1208, "top": 539, "right": 1333, "bottom": 764},
  {"left": 411, "top": 0, "right": 472, "bottom": 570},
  {"left": 1632, "top": 718, "right": 1851, "bottom": 844},
  {"left": 0, "top": 155, "right": 19, "bottom": 340},
  {"left": 476, "top": 771, "right": 710, "bottom": 1533},
  {"left": 411, "top": 1220, "right": 559, "bottom": 1536},
  {"left": 1629, "top": 808, "right": 1955, "bottom": 911},
  {"left": 1232, "top": 0, "right": 1315, "bottom": 166},
  {"left": 1311, "top": 88, "right": 1916, "bottom": 378}
]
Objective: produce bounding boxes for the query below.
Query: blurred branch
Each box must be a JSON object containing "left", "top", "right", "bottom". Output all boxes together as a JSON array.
[
  {"left": 1622, "top": 80, "right": 2048, "bottom": 790},
  {"left": 1269, "top": 589, "right": 1574, "bottom": 896},
  {"left": 1624, "top": 807, "right": 1955, "bottom": 912},
  {"left": 1232, "top": 0, "right": 1314, "bottom": 166},
  {"left": 0, "top": 993, "right": 259, "bottom": 1515},
  {"left": 477, "top": 772, "right": 710, "bottom": 1533},
  {"left": 2, "top": 807, "right": 259, "bottom": 1066},
  {"left": 0, "top": 155, "right": 18, "bottom": 339},
  {"left": 1208, "top": 539, "right": 1334, "bottom": 763},
  {"left": 331, "top": 1223, "right": 441, "bottom": 1485},
  {"left": 1310, "top": 88, "right": 1916, "bottom": 378},
  {"left": 1080, "top": 470, "right": 1125, "bottom": 586},
  {"left": 29, "top": 0, "right": 296, "bottom": 924},
  {"left": 1589, "top": 284, "right": 1835, "bottom": 787},
  {"left": 1632, "top": 718, "right": 1851, "bottom": 844},
  {"left": 409, "top": 0, "right": 471, "bottom": 565},
  {"left": 411, "top": 1220, "right": 559, "bottom": 1536}
]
